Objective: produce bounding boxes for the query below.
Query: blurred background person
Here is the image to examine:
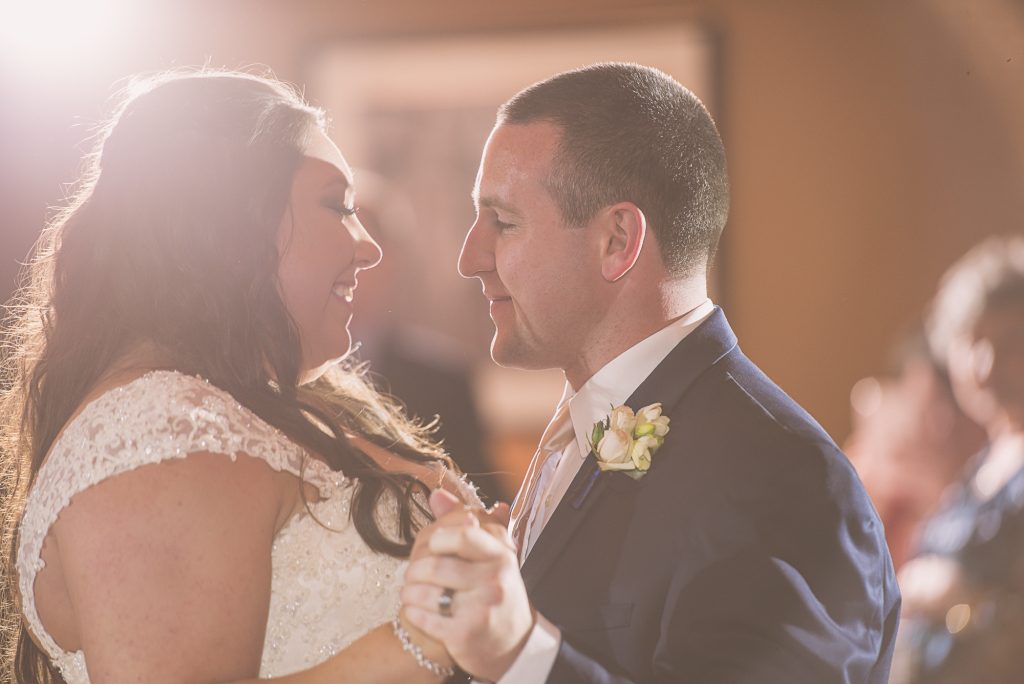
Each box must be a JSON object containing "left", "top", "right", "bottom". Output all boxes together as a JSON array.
[
  {"left": 892, "top": 235, "right": 1024, "bottom": 684},
  {"left": 844, "top": 327, "right": 986, "bottom": 570},
  {"left": 348, "top": 171, "right": 500, "bottom": 501}
]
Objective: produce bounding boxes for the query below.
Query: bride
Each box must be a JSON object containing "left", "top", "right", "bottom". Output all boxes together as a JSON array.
[{"left": 0, "top": 70, "right": 491, "bottom": 683}]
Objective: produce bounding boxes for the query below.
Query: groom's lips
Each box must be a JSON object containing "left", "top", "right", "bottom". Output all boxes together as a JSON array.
[{"left": 487, "top": 296, "right": 512, "bottom": 315}]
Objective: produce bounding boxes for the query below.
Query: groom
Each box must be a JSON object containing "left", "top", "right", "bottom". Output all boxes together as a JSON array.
[{"left": 403, "top": 63, "right": 900, "bottom": 682}]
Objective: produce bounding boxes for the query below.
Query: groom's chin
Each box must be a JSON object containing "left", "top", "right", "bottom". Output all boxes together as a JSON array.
[
  {"left": 489, "top": 336, "right": 546, "bottom": 371},
  {"left": 488, "top": 337, "right": 518, "bottom": 369}
]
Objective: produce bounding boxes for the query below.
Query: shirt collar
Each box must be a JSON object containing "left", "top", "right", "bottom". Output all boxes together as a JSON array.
[{"left": 561, "top": 299, "right": 715, "bottom": 458}]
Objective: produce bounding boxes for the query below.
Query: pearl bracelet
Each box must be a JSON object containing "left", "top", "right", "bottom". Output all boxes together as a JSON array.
[{"left": 391, "top": 618, "right": 456, "bottom": 679}]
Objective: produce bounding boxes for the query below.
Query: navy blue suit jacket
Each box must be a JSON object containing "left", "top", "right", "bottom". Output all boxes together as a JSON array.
[{"left": 521, "top": 308, "right": 900, "bottom": 683}]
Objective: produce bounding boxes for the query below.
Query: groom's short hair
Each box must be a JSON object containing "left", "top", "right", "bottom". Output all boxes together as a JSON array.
[{"left": 498, "top": 62, "right": 730, "bottom": 277}]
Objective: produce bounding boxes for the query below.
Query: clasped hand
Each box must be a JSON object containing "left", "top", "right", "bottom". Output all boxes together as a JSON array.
[{"left": 401, "top": 490, "right": 535, "bottom": 682}]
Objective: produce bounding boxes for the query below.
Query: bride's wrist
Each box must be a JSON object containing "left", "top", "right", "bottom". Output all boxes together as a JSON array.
[
  {"left": 398, "top": 610, "right": 452, "bottom": 663},
  {"left": 393, "top": 610, "right": 454, "bottom": 678}
]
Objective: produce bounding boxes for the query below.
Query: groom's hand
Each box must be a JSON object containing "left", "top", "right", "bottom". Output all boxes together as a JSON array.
[
  {"left": 409, "top": 490, "right": 512, "bottom": 563},
  {"left": 402, "top": 499, "right": 533, "bottom": 682}
]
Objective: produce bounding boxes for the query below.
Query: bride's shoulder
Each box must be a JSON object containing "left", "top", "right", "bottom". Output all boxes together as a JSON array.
[
  {"left": 70, "top": 369, "right": 262, "bottom": 434},
  {"left": 45, "top": 369, "right": 308, "bottom": 483},
  {"left": 21, "top": 370, "right": 299, "bottom": 603},
  {"left": 91, "top": 368, "right": 236, "bottom": 411},
  {"left": 67, "top": 369, "right": 228, "bottom": 423}
]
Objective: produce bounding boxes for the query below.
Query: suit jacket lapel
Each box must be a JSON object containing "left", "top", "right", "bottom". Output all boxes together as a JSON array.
[
  {"left": 520, "top": 307, "right": 739, "bottom": 592},
  {"left": 521, "top": 455, "right": 607, "bottom": 591},
  {"left": 622, "top": 306, "right": 738, "bottom": 412}
]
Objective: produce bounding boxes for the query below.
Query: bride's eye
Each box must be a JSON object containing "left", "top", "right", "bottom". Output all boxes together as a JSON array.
[{"left": 325, "top": 201, "right": 358, "bottom": 218}]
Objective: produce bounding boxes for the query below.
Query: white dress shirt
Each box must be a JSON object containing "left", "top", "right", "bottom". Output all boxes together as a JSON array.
[{"left": 496, "top": 299, "right": 715, "bottom": 684}]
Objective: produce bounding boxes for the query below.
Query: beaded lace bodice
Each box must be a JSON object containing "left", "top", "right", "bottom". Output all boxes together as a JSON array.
[{"left": 16, "top": 370, "right": 472, "bottom": 682}]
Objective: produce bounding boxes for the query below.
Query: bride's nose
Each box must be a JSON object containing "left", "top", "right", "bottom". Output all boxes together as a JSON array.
[{"left": 353, "top": 217, "right": 383, "bottom": 270}]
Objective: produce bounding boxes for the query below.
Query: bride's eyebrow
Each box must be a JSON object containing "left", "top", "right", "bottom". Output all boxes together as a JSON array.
[
  {"left": 322, "top": 176, "right": 350, "bottom": 190},
  {"left": 320, "top": 176, "right": 355, "bottom": 201}
]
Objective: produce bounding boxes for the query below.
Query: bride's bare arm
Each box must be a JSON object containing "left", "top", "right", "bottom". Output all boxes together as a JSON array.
[
  {"left": 51, "top": 451, "right": 449, "bottom": 684},
  {"left": 232, "top": 624, "right": 443, "bottom": 684}
]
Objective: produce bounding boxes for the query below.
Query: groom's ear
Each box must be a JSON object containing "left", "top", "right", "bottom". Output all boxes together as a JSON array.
[{"left": 599, "top": 202, "right": 647, "bottom": 283}]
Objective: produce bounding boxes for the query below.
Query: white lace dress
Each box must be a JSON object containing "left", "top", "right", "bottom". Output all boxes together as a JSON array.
[{"left": 16, "top": 370, "right": 477, "bottom": 682}]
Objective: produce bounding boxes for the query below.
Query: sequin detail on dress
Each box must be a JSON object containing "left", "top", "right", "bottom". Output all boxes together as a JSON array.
[{"left": 14, "top": 370, "right": 438, "bottom": 682}]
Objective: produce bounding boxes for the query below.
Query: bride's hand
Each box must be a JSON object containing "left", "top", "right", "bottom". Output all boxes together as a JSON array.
[
  {"left": 398, "top": 491, "right": 513, "bottom": 667},
  {"left": 396, "top": 495, "right": 482, "bottom": 675},
  {"left": 401, "top": 491, "right": 530, "bottom": 681},
  {"left": 425, "top": 488, "right": 512, "bottom": 541},
  {"left": 408, "top": 491, "right": 513, "bottom": 570}
]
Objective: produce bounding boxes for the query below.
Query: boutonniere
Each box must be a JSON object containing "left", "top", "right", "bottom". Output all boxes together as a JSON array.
[{"left": 589, "top": 403, "right": 670, "bottom": 480}]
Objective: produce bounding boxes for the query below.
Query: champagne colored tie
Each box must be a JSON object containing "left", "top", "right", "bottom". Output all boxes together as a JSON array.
[{"left": 510, "top": 401, "right": 576, "bottom": 558}]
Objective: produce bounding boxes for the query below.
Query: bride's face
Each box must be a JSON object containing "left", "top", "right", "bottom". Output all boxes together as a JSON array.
[{"left": 276, "top": 130, "right": 382, "bottom": 380}]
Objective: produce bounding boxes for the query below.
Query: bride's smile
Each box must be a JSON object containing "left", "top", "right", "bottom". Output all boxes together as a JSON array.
[{"left": 275, "top": 129, "right": 381, "bottom": 375}]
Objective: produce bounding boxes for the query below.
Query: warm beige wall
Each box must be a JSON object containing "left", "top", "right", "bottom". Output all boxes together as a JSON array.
[
  {"left": 273, "top": 0, "right": 1024, "bottom": 441},
  {"left": 5, "top": 0, "right": 1020, "bottom": 446},
  {"left": 243, "top": 0, "right": 1024, "bottom": 441},
  {"left": 290, "top": 0, "right": 1024, "bottom": 441},
  {"left": 710, "top": 0, "right": 1024, "bottom": 439}
]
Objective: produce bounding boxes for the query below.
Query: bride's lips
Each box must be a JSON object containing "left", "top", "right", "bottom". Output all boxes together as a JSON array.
[{"left": 332, "top": 281, "right": 356, "bottom": 303}]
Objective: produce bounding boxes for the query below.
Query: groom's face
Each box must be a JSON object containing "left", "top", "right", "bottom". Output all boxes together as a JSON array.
[{"left": 459, "top": 122, "right": 603, "bottom": 371}]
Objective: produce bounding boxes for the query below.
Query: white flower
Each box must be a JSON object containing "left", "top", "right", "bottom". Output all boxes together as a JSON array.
[
  {"left": 608, "top": 405, "right": 637, "bottom": 433},
  {"left": 589, "top": 401, "right": 670, "bottom": 480},
  {"left": 629, "top": 434, "right": 659, "bottom": 472},
  {"left": 635, "top": 402, "right": 670, "bottom": 438},
  {"left": 595, "top": 429, "right": 636, "bottom": 471}
]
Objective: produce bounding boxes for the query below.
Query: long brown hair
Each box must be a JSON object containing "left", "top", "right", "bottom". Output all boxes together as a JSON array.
[{"left": 0, "top": 69, "right": 451, "bottom": 682}]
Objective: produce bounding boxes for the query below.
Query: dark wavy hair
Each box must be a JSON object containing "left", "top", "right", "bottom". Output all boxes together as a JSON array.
[{"left": 0, "top": 69, "right": 450, "bottom": 682}]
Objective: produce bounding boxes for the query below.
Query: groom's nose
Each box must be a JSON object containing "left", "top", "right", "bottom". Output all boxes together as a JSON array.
[{"left": 458, "top": 215, "right": 495, "bottom": 279}]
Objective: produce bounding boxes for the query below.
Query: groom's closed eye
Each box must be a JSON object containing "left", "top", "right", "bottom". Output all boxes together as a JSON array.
[
  {"left": 483, "top": 207, "right": 522, "bottom": 233},
  {"left": 493, "top": 217, "right": 517, "bottom": 232}
]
